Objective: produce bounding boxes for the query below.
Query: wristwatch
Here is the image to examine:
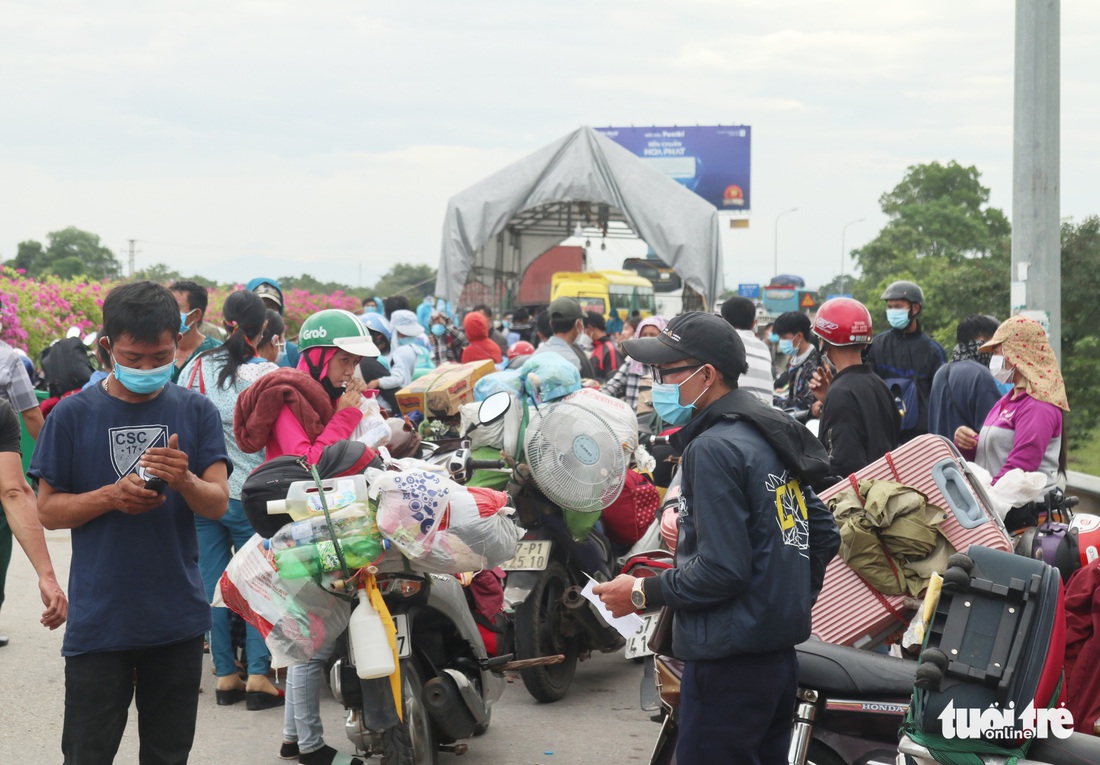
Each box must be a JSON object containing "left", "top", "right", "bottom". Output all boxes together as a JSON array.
[{"left": 630, "top": 577, "right": 647, "bottom": 610}]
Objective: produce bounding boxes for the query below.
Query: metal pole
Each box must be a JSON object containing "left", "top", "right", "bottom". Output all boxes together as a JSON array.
[
  {"left": 840, "top": 218, "right": 865, "bottom": 294},
  {"left": 1012, "top": 0, "right": 1060, "bottom": 358},
  {"left": 773, "top": 208, "right": 799, "bottom": 278}
]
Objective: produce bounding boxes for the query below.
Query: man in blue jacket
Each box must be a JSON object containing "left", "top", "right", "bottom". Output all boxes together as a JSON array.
[{"left": 595, "top": 312, "right": 839, "bottom": 765}]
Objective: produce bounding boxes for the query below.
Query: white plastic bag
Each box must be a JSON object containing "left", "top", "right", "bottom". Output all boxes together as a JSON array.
[
  {"left": 350, "top": 396, "right": 391, "bottom": 449},
  {"left": 458, "top": 397, "right": 523, "bottom": 456},
  {"left": 967, "top": 462, "right": 1048, "bottom": 521},
  {"left": 215, "top": 534, "right": 351, "bottom": 668},
  {"left": 373, "top": 469, "right": 522, "bottom": 573}
]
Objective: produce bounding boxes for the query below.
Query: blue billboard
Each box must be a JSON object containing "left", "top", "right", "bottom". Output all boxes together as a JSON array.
[{"left": 596, "top": 125, "right": 751, "bottom": 211}]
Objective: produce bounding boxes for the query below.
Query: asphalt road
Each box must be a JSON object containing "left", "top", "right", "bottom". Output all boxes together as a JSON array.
[{"left": 0, "top": 531, "right": 659, "bottom": 765}]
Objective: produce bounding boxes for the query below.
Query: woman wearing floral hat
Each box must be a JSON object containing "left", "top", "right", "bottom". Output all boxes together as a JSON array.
[{"left": 953, "top": 316, "right": 1069, "bottom": 512}]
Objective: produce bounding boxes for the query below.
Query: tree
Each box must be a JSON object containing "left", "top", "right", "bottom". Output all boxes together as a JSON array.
[
  {"left": 1060, "top": 216, "right": 1100, "bottom": 443},
  {"left": 279, "top": 273, "right": 362, "bottom": 297},
  {"left": 369, "top": 263, "right": 438, "bottom": 301},
  {"left": 44, "top": 227, "right": 121, "bottom": 279},
  {"left": 4, "top": 227, "right": 122, "bottom": 280},
  {"left": 849, "top": 161, "right": 1011, "bottom": 346}
]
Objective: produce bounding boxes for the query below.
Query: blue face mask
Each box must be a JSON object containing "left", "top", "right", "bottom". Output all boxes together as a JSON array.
[
  {"left": 778, "top": 338, "right": 798, "bottom": 356},
  {"left": 651, "top": 367, "right": 707, "bottom": 425},
  {"left": 113, "top": 358, "right": 175, "bottom": 395},
  {"left": 398, "top": 336, "right": 419, "bottom": 347},
  {"left": 886, "top": 308, "right": 911, "bottom": 330},
  {"left": 362, "top": 306, "right": 378, "bottom": 315},
  {"left": 502, "top": 320, "right": 511, "bottom": 331},
  {"left": 768, "top": 332, "right": 780, "bottom": 345},
  {"left": 179, "top": 311, "right": 194, "bottom": 333},
  {"left": 430, "top": 324, "right": 446, "bottom": 337}
]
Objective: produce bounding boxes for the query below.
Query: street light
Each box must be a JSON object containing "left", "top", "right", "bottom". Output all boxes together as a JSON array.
[
  {"left": 839, "top": 218, "right": 865, "bottom": 294},
  {"left": 773, "top": 207, "right": 799, "bottom": 278}
]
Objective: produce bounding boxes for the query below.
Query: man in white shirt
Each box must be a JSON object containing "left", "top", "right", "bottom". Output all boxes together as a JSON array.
[{"left": 719, "top": 297, "right": 775, "bottom": 404}]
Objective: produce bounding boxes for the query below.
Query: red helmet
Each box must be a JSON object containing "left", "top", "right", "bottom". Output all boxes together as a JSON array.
[
  {"left": 813, "top": 298, "right": 874, "bottom": 346},
  {"left": 507, "top": 341, "right": 535, "bottom": 360}
]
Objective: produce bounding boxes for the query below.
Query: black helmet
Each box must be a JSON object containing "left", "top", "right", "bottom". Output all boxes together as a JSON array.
[{"left": 881, "top": 280, "right": 925, "bottom": 305}]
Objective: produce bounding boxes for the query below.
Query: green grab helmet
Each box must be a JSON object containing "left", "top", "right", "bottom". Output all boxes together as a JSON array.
[{"left": 297, "top": 309, "right": 380, "bottom": 357}]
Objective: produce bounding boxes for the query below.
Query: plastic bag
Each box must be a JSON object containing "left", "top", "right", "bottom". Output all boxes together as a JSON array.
[
  {"left": 518, "top": 353, "right": 581, "bottom": 402},
  {"left": 474, "top": 370, "right": 524, "bottom": 401},
  {"left": 562, "top": 387, "right": 654, "bottom": 468},
  {"left": 372, "top": 469, "right": 522, "bottom": 573},
  {"left": 215, "top": 534, "right": 351, "bottom": 668},
  {"left": 350, "top": 396, "right": 391, "bottom": 449},
  {"left": 459, "top": 397, "right": 523, "bottom": 456},
  {"left": 967, "top": 462, "right": 1048, "bottom": 521}
]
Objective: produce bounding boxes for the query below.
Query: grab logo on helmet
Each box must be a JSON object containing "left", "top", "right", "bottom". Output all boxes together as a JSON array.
[{"left": 301, "top": 326, "right": 328, "bottom": 341}]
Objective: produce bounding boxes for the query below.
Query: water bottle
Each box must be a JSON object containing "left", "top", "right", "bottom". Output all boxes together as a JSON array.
[
  {"left": 273, "top": 535, "right": 386, "bottom": 580},
  {"left": 268, "top": 505, "right": 376, "bottom": 551},
  {"left": 348, "top": 589, "right": 396, "bottom": 679},
  {"left": 267, "top": 475, "right": 370, "bottom": 521}
]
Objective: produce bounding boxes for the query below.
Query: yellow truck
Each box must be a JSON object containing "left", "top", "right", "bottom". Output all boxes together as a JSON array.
[{"left": 549, "top": 270, "right": 657, "bottom": 319}]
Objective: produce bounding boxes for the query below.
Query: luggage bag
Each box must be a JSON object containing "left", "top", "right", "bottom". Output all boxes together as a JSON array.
[
  {"left": 811, "top": 435, "right": 1013, "bottom": 647},
  {"left": 909, "top": 544, "right": 1065, "bottom": 744}
]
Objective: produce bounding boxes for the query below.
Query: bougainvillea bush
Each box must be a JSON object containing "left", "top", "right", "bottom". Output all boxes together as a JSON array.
[
  {"left": 0, "top": 269, "right": 362, "bottom": 359},
  {"left": 0, "top": 267, "right": 107, "bottom": 359}
]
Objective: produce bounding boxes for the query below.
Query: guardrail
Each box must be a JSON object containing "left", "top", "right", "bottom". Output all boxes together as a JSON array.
[{"left": 1067, "top": 471, "right": 1100, "bottom": 515}]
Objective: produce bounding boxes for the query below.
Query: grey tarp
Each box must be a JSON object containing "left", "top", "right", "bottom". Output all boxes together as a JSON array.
[{"left": 435, "top": 126, "right": 725, "bottom": 309}]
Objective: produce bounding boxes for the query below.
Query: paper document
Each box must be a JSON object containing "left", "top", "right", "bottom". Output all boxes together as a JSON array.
[{"left": 580, "top": 577, "right": 644, "bottom": 640}]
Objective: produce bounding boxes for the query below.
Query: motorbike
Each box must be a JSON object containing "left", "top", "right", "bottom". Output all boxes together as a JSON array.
[
  {"left": 327, "top": 563, "right": 510, "bottom": 765},
  {"left": 446, "top": 391, "right": 627, "bottom": 703},
  {"left": 648, "top": 641, "right": 917, "bottom": 765},
  {"left": 240, "top": 440, "right": 514, "bottom": 765}
]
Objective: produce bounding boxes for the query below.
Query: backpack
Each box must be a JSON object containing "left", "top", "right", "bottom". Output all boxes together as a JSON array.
[
  {"left": 882, "top": 375, "right": 920, "bottom": 433},
  {"left": 39, "top": 337, "right": 95, "bottom": 397}
]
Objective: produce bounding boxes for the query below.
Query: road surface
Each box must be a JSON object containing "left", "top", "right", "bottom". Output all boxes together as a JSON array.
[{"left": 0, "top": 531, "right": 659, "bottom": 764}]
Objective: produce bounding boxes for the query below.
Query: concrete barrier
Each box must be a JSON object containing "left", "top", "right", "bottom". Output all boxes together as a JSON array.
[{"left": 1067, "top": 470, "right": 1100, "bottom": 515}]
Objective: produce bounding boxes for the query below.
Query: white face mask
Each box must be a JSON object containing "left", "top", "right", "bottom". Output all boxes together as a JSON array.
[
  {"left": 989, "top": 354, "right": 1015, "bottom": 385},
  {"left": 575, "top": 333, "right": 593, "bottom": 351}
]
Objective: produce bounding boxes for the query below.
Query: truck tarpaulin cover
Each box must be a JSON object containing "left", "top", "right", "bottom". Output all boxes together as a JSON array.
[{"left": 435, "top": 126, "right": 725, "bottom": 309}]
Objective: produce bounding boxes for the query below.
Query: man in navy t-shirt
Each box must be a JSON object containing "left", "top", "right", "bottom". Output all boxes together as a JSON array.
[{"left": 30, "top": 281, "right": 231, "bottom": 765}]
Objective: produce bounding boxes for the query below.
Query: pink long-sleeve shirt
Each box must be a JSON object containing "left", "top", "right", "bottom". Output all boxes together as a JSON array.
[{"left": 265, "top": 405, "right": 363, "bottom": 464}]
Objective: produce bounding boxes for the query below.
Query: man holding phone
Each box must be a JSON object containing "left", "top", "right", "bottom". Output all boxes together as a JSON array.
[
  {"left": 30, "top": 281, "right": 231, "bottom": 765},
  {"left": 808, "top": 298, "right": 900, "bottom": 481}
]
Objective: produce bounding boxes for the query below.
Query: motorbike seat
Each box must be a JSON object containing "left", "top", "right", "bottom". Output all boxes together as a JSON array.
[
  {"left": 1028, "top": 733, "right": 1100, "bottom": 765},
  {"left": 796, "top": 641, "right": 915, "bottom": 697}
]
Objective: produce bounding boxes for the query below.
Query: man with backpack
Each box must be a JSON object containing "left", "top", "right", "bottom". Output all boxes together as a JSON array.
[
  {"left": 809, "top": 298, "right": 901, "bottom": 482},
  {"left": 927, "top": 314, "right": 1004, "bottom": 440},
  {"left": 865, "top": 280, "right": 946, "bottom": 442},
  {"left": 583, "top": 311, "right": 620, "bottom": 383}
]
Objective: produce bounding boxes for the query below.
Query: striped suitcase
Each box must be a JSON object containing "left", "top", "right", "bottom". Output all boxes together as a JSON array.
[{"left": 810, "top": 435, "right": 1013, "bottom": 647}]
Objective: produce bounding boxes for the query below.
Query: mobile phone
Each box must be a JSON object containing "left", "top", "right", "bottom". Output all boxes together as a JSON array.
[{"left": 138, "top": 465, "right": 167, "bottom": 494}]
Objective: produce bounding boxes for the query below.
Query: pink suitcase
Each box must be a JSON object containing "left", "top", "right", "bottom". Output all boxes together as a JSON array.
[{"left": 810, "top": 435, "right": 1013, "bottom": 647}]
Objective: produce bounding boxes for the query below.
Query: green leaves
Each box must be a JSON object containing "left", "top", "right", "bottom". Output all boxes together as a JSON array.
[{"left": 5, "top": 227, "right": 122, "bottom": 280}]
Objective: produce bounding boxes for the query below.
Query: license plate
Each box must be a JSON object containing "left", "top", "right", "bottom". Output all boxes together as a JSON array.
[
  {"left": 501, "top": 540, "right": 552, "bottom": 571},
  {"left": 624, "top": 611, "right": 661, "bottom": 659},
  {"left": 393, "top": 613, "right": 411, "bottom": 659}
]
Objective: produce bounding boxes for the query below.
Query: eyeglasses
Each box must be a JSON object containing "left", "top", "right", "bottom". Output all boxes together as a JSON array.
[{"left": 651, "top": 363, "right": 702, "bottom": 385}]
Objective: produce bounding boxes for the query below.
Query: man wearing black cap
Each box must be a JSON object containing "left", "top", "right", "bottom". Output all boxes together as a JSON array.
[
  {"left": 594, "top": 312, "right": 839, "bottom": 765},
  {"left": 531, "top": 297, "right": 594, "bottom": 378}
]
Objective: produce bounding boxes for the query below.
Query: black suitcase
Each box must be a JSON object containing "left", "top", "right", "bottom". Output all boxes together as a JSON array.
[{"left": 910, "top": 545, "right": 1065, "bottom": 743}]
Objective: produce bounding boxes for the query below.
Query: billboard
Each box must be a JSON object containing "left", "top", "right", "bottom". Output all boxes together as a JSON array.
[{"left": 596, "top": 125, "right": 751, "bottom": 211}]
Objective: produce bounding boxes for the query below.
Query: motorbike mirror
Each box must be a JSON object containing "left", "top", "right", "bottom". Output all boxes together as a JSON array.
[{"left": 478, "top": 391, "right": 512, "bottom": 425}]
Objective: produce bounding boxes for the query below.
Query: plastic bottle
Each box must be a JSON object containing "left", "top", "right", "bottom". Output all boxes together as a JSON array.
[
  {"left": 268, "top": 505, "right": 377, "bottom": 551},
  {"left": 267, "top": 475, "right": 370, "bottom": 521},
  {"left": 273, "top": 535, "right": 386, "bottom": 580},
  {"left": 348, "top": 590, "right": 396, "bottom": 679}
]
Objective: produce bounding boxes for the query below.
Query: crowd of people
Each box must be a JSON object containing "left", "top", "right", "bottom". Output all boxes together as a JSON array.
[{"left": 0, "top": 272, "right": 1075, "bottom": 765}]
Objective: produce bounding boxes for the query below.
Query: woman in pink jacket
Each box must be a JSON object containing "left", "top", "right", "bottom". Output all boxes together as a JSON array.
[{"left": 235, "top": 308, "right": 380, "bottom": 765}]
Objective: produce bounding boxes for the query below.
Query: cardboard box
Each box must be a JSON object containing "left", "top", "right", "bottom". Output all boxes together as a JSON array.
[{"left": 396, "top": 360, "right": 497, "bottom": 418}]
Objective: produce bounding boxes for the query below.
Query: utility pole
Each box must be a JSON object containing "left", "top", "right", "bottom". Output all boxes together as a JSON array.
[
  {"left": 127, "top": 239, "right": 141, "bottom": 278},
  {"left": 1012, "top": 0, "right": 1060, "bottom": 358},
  {"left": 840, "top": 218, "right": 865, "bottom": 295}
]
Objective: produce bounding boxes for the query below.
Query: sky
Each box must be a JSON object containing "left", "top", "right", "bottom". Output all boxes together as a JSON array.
[{"left": 1, "top": 1, "right": 1097, "bottom": 293}]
